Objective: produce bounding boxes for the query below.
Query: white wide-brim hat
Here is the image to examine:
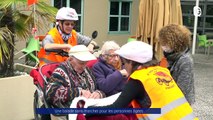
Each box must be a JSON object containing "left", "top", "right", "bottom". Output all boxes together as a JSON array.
[
  {"left": 69, "top": 45, "right": 96, "bottom": 61},
  {"left": 115, "top": 41, "right": 153, "bottom": 64}
]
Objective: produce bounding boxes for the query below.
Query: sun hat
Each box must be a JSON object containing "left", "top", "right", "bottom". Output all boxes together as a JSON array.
[
  {"left": 69, "top": 45, "right": 96, "bottom": 61},
  {"left": 115, "top": 41, "right": 153, "bottom": 64}
]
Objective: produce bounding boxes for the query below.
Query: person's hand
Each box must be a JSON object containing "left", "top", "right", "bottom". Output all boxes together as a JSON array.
[
  {"left": 87, "top": 41, "right": 97, "bottom": 53},
  {"left": 89, "top": 91, "right": 101, "bottom": 99},
  {"left": 119, "top": 69, "right": 129, "bottom": 77},
  {"left": 63, "top": 44, "right": 72, "bottom": 52},
  {"left": 81, "top": 89, "right": 92, "bottom": 98}
]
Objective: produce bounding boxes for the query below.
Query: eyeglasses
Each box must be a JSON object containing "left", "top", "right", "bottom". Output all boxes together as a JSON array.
[
  {"left": 64, "top": 22, "right": 75, "bottom": 26},
  {"left": 105, "top": 54, "right": 119, "bottom": 58}
]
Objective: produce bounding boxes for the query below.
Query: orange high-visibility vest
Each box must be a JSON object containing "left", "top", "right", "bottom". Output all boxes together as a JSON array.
[
  {"left": 130, "top": 66, "right": 197, "bottom": 120},
  {"left": 159, "top": 57, "right": 168, "bottom": 68},
  {"left": 38, "top": 28, "right": 77, "bottom": 66}
]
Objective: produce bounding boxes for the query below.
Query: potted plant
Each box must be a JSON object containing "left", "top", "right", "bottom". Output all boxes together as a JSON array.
[
  {"left": 0, "top": 0, "right": 57, "bottom": 77},
  {"left": 0, "top": 1, "right": 57, "bottom": 119}
]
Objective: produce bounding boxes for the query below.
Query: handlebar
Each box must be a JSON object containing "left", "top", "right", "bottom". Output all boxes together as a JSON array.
[
  {"left": 45, "top": 49, "right": 69, "bottom": 57},
  {"left": 45, "top": 44, "right": 100, "bottom": 57},
  {"left": 91, "top": 44, "right": 100, "bottom": 50}
]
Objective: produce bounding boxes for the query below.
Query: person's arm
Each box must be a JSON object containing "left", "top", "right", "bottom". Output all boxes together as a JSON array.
[
  {"left": 92, "top": 64, "right": 125, "bottom": 94},
  {"left": 77, "top": 33, "right": 92, "bottom": 46},
  {"left": 45, "top": 67, "right": 81, "bottom": 108},
  {"left": 86, "top": 79, "right": 144, "bottom": 117},
  {"left": 85, "top": 67, "right": 106, "bottom": 99},
  {"left": 42, "top": 35, "right": 72, "bottom": 50},
  {"left": 174, "top": 56, "right": 194, "bottom": 103},
  {"left": 87, "top": 40, "right": 98, "bottom": 53},
  {"left": 102, "top": 79, "right": 144, "bottom": 108}
]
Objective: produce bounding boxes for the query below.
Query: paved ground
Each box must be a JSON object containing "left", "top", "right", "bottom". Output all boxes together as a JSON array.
[{"left": 192, "top": 53, "right": 213, "bottom": 120}]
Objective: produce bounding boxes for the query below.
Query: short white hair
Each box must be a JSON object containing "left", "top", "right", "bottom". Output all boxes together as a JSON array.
[{"left": 101, "top": 41, "right": 120, "bottom": 55}]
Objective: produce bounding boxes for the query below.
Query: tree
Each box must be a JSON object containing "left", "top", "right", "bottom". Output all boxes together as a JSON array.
[{"left": 0, "top": 0, "right": 57, "bottom": 77}]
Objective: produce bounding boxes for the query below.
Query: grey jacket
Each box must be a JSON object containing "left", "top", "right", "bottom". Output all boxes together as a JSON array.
[{"left": 165, "top": 49, "right": 195, "bottom": 105}]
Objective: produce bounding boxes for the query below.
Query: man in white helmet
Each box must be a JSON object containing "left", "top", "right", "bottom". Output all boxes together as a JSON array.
[{"left": 38, "top": 7, "right": 93, "bottom": 66}]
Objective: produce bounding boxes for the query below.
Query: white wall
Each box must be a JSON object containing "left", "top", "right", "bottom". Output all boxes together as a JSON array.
[{"left": 0, "top": 75, "right": 35, "bottom": 120}]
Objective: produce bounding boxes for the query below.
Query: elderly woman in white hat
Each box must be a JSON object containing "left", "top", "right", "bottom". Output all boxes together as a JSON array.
[
  {"left": 86, "top": 41, "right": 197, "bottom": 120},
  {"left": 45, "top": 45, "right": 105, "bottom": 119}
]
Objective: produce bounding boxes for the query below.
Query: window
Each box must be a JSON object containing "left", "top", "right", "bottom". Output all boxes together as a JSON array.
[
  {"left": 183, "top": 16, "right": 203, "bottom": 28},
  {"left": 206, "top": 5, "right": 213, "bottom": 15},
  {"left": 54, "top": 0, "right": 66, "bottom": 8},
  {"left": 181, "top": 3, "right": 204, "bottom": 28},
  {"left": 206, "top": 5, "right": 213, "bottom": 29},
  {"left": 52, "top": 0, "right": 83, "bottom": 32},
  {"left": 181, "top": 0, "right": 213, "bottom": 35},
  {"left": 109, "top": 0, "right": 132, "bottom": 33}
]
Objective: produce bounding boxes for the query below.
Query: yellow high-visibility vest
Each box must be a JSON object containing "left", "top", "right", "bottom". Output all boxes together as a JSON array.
[{"left": 130, "top": 66, "right": 198, "bottom": 120}]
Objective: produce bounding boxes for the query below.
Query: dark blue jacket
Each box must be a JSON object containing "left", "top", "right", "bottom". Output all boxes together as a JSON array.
[{"left": 92, "top": 56, "right": 127, "bottom": 96}]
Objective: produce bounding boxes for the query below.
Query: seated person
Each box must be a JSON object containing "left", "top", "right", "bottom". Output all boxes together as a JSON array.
[
  {"left": 92, "top": 41, "right": 128, "bottom": 97},
  {"left": 38, "top": 7, "right": 93, "bottom": 66},
  {"left": 45, "top": 45, "right": 105, "bottom": 119}
]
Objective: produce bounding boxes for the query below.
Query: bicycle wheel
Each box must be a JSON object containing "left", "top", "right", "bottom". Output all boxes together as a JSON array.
[{"left": 33, "top": 90, "right": 42, "bottom": 120}]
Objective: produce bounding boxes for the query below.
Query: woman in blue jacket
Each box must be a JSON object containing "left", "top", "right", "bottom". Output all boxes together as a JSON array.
[{"left": 92, "top": 41, "right": 128, "bottom": 96}]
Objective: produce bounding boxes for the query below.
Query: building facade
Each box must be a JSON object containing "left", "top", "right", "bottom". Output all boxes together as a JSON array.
[
  {"left": 14, "top": 0, "right": 213, "bottom": 55},
  {"left": 50, "top": 0, "right": 213, "bottom": 42},
  {"left": 181, "top": 0, "right": 213, "bottom": 38},
  {"left": 49, "top": 0, "right": 140, "bottom": 46}
]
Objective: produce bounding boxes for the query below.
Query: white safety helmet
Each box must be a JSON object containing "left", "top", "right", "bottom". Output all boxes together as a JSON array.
[
  {"left": 115, "top": 41, "right": 153, "bottom": 64},
  {"left": 56, "top": 7, "right": 78, "bottom": 21}
]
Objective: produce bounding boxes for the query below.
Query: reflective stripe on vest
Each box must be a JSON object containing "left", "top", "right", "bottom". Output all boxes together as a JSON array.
[
  {"left": 139, "top": 97, "right": 195, "bottom": 120},
  {"left": 138, "top": 117, "right": 150, "bottom": 120},
  {"left": 181, "top": 112, "right": 196, "bottom": 120},
  {"left": 138, "top": 117, "right": 151, "bottom": 120}
]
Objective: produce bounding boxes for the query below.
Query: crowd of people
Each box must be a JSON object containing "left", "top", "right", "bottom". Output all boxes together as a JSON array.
[{"left": 34, "top": 6, "right": 197, "bottom": 120}]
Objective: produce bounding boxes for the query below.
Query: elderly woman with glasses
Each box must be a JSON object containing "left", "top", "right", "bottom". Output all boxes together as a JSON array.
[{"left": 92, "top": 41, "right": 128, "bottom": 97}]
